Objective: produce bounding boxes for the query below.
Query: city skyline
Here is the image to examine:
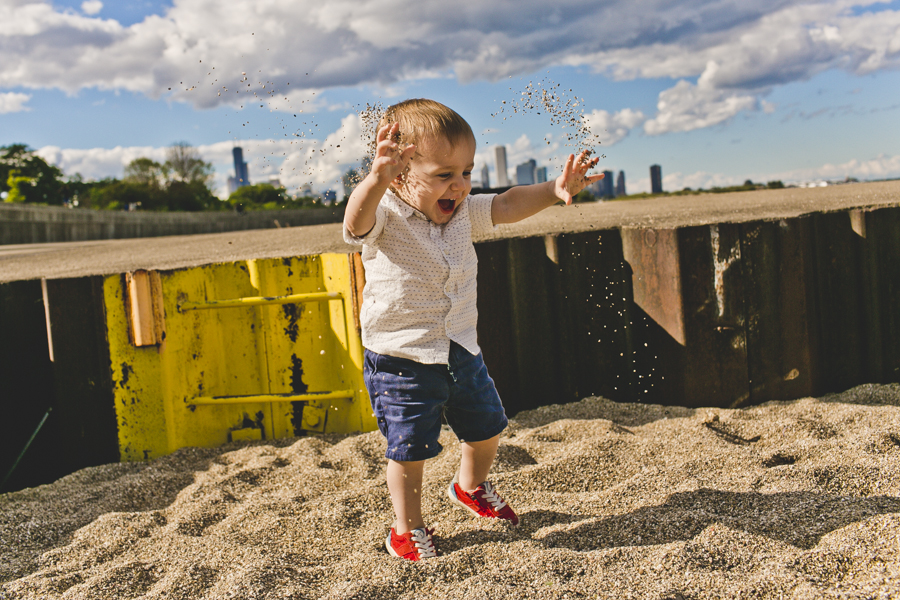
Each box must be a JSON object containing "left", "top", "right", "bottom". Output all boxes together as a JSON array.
[{"left": 1, "top": 0, "right": 898, "bottom": 199}]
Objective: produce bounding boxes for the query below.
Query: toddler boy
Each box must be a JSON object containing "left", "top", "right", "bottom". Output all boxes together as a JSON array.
[{"left": 343, "top": 98, "right": 602, "bottom": 560}]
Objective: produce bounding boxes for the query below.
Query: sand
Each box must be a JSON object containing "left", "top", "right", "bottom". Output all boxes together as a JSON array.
[{"left": 2, "top": 383, "right": 900, "bottom": 599}]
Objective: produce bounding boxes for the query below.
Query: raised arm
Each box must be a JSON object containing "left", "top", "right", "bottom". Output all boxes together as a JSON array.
[
  {"left": 344, "top": 122, "right": 417, "bottom": 237},
  {"left": 491, "top": 151, "right": 604, "bottom": 225}
]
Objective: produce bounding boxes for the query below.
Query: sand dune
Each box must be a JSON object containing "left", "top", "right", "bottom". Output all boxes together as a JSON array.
[{"left": 2, "top": 383, "right": 900, "bottom": 599}]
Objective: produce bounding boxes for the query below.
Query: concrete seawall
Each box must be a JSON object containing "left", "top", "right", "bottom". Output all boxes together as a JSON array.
[{"left": 0, "top": 203, "right": 345, "bottom": 245}]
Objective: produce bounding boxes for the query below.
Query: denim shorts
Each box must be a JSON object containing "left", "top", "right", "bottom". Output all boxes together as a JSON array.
[{"left": 364, "top": 342, "right": 508, "bottom": 462}]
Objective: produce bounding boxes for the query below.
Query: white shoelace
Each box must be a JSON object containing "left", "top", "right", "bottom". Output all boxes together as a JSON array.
[
  {"left": 479, "top": 481, "right": 507, "bottom": 510},
  {"left": 410, "top": 528, "right": 437, "bottom": 559}
]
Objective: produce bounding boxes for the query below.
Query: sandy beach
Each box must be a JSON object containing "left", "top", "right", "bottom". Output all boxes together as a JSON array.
[{"left": 2, "top": 383, "right": 900, "bottom": 599}]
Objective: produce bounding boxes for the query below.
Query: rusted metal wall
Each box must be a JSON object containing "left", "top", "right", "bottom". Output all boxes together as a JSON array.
[
  {"left": 41, "top": 277, "right": 120, "bottom": 472},
  {"left": 1, "top": 278, "right": 121, "bottom": 493},
  {"left": 476, "top": 206, "right": 900, "bottom": 414}
]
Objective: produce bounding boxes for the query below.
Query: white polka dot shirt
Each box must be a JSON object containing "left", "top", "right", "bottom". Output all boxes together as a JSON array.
[{"left": 343, "top": 190, "right": 497, "bottom": 364}]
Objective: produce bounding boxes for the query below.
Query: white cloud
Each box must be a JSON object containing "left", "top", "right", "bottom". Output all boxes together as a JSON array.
[
  {"left": 0, "top": 91, "right": 31, "bottom": 113},
  {"left": 1, "top": 0, "right": 896, "bottom": 174},
  {"left": 669, "top": 170, "right": 745, "bottom": 191},
  {"left": 1, "top": 0, "right": 897, "bottom": 129},
  {"left": 81, "top": 1, "right": 102, "bottom": 16},
  {"left": 583, "top": 108, "right": 646, "bottom": 145},
  {"left": 771, "top": 153, "right": 900, "bottom": 183},
  {"left": 276, "top": 112, "right": 368, "bottom": 198},
  {"left": 577, "top": 2, "right": 900, "bottom": 85},
  {"left": 36, "top": 144, "right": 167, "bottom": 179},
  {"left": 643, "top": 80, "right": 758, "bottom": 135}
]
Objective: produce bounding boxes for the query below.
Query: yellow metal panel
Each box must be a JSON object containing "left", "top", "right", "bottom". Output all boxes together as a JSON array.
[
  {"left": 104, "top": 274, "right": 169, "bottom": 461},
  {"left": 104, "top": 253, "right": 375, "bottom": 462},
  {"left": 321, "top": 253, "right": 374, "bottom": 434},
  {"left": 229, "top": 427, "right": 263, "bottom": 442},
  {"left": 162, "top": 264, "right": 272, "bottom": 451}
]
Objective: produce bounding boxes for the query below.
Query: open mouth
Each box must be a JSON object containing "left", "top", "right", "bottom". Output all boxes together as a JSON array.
[{"left": 437, "top": 199, "right": 456, "bottom": 214}]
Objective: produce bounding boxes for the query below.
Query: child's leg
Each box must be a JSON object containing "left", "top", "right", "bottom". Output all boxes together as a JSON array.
[
  {"left": 458, "top": 433, "right": 500, "bottom": 491},
  {"left": 386, "top": 459, "right": 426, "bottom": 534}
]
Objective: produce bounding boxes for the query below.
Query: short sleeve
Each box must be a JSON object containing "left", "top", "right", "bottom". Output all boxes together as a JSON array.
[
  {"left": 467, "top": 193, "right": 496, "bottom": 237},
  {"left": 343, "top": 204, "right": 386, "bottom": 245}
]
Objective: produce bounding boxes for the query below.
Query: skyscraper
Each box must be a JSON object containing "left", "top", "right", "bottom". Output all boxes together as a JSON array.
[
  {"left": 536, "top": 166, "right": 548, "bottom": 184},
  {"left": 587, "top": 179, "right": 604, "bottom": 198},
  {"left": 493, "top": 146, "right": 509, "bottom": 187},
  {"left": 480, "top": 163, "right": 490, "bottom": 189},
  {"left": 232, "top": 147, "right": 250, "bottom": 187},
  {"left": 602, "top": 170, "right": 615, "bottom": 198},
  {"left": 650, "top": 164, "right": 663, "bottom": 194},
  {"left": 516, "top": 159, "right": 537, "bottom": 186},
  {"left": 616, "top": 171, "right": 626, "bottom": 196}
]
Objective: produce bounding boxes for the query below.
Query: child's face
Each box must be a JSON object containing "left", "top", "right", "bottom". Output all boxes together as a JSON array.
[{"left": 395, "top": 134, "right": 475, "bottom": 225}]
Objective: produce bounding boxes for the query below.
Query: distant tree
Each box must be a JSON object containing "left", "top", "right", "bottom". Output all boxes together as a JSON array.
[
  {"left": 766, "top": 180, "right": 785, "bottom": 189},
  {"left": 1, "top": 144, "right": 65, "bottom": 204},
  {"left": 83, "top": 179, "right": 161, "bottom": 211},
  {"left": 82, "top": 177, "right": 216, "bottom": 212},
  {"left": 164, "top": 142, "right": 213, "bottom": 185},
  {"left": 124, "top": 158, "right": 167, "bottom": 187},
  {"left": 93, "top": 147, "right": 217, "bottom": 211},
  {"left": 228, "top": 183, "right": 294, "bottom": 210},
  {"left": 5, "top": 171, "right": 32, "bottom": 203},
  {"left": 572, "top": 189, "right": 594, "bottom": 203},
  {"left": 166, "top": 180, "right": 217, "bottom": 212},
  {"left": 54, "top": 173, "right": 103, "bottom": 206}
]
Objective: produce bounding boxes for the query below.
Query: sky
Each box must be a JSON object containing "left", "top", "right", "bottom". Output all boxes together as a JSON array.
[{"left": 1, "top": 0, "right": 899, "bottom": 198}]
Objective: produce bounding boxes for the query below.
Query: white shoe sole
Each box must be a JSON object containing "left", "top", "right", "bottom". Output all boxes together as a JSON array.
[
  {"left": 447, "top": 481, "right": 480, "bottom": 517},
  {"left": 385, "top": 530, "right": 400, "bottom": 557},
  {"left": 447, "top": 481, "right": 520, "bottom": 526}
]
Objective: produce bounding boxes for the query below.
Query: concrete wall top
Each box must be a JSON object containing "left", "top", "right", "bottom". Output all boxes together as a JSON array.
[
  {"left": 0, "top": 203, "right": 338, "bottom": 224},
  {"left": 2, "top": 180, "right": 898, "bottom": 283},
  {"left": 482, "top": 179, "right": 900, "bottom": 242}
]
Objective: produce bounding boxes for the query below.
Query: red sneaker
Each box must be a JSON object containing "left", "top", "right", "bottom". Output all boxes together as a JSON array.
[
  {"left": 385, "top": 527, "right": 438, "bottom": 561},
  {"left": 448, "top": 480, "right": 520, "bottom": 526}
]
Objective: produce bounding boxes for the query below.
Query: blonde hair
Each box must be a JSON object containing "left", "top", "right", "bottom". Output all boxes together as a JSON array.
[{"left": 378, "top": 99, "right": 475, "bottom": 149}]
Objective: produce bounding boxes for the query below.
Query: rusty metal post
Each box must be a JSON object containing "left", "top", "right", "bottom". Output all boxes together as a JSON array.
[
  {"left": 740, "top": 218, "right": 819, "bottom": 404},
  {"left": 475, "top": 240, "right": 520, "bottom": 411},
  {"left": 676, "top": 224, "right": 750, "bottom": 407},
  {"left": 859, "top": 207, "right": 900, "bottom": 383},
  {"left": 554, "top": 230, "right": 633, "bottom": 404}
]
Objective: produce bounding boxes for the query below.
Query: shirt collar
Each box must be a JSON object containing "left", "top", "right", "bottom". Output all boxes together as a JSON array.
[{"left": 383, "top": 189, "right": 427, "bottom": 220}]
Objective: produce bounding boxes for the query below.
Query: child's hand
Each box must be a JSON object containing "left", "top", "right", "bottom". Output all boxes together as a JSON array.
[
  {"left": 554, "top": 150, "right": 604, "bottom": 205},
  {"left": 371, "top": 122, "right": 417, "bottom": 185}
]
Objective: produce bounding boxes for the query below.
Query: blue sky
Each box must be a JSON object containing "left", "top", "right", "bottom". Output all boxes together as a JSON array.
[{"left": 1, "top": 0, "right": 898, "bottom": 197}]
